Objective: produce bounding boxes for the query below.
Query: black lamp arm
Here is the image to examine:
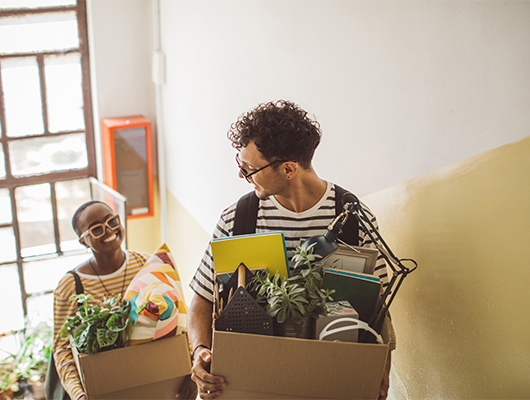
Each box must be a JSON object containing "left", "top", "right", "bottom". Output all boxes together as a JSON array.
[{"left": 342, "top": 199, "right": 417, "bottom": 335}]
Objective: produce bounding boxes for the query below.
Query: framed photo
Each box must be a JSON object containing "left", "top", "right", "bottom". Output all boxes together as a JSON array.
[{"left": 322, "top": 244, "right": 379, "bottom": 275}]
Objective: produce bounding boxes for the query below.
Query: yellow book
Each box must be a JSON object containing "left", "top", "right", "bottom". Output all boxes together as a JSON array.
[{"left": 211, "top": 232, "right": 290, "bottom": 279}]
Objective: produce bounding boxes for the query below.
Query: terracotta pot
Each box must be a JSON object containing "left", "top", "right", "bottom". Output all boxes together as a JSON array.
[{"left": 0, "top": 389, "right": 14, "bottom": 400}]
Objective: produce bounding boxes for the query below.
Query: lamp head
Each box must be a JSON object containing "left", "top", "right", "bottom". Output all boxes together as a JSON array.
[{"left": 301, "top": 229, "right": 339, "bottom": 261}]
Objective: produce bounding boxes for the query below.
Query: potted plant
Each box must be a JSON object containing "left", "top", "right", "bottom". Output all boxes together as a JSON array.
[
  {"left": 252, "top": 243, "right": 334, "bottom": 338},
  {"left": 60, "top": 294, "right": 131, "bottom": 356},
  {"left": 0, "top": 320, "right": 53, "bottom": 400}
]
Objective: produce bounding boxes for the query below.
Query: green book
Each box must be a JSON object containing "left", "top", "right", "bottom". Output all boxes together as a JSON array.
[{"left": 322, "top": 268, "right": 381, "bottom": 323}]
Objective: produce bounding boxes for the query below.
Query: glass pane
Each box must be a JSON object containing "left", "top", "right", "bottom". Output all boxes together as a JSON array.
[
  {"left": 24, "top": 252, "right": 89, "bottom": 294},
  {"left": 1, "top": 57, "right": 44, "bottom": 137},
  {"left": 0, "top": 0, "right": 76, "bottom": 8},
  {"left": 0, "top": 264, "right": 25, "bottom": 334},
  {"left": 15, "top": 183, "right": 56, "bottom": 257},
  {"left": 9, "top": 133, "right": 88, "bottom": 177},
  {"left": 114, "top": 127, "right": 150, "bottom": 215},
  {"left": 0, "top": 188, "right": 12, "bottom": 223},
  {"left": 0, "top": 334, "right": 19, "bottom": 361},
  {"left": 0, "top": 146, "right": 5, "bottom": 178},
  {"left": 27, "top": 293, "right": 54, "bottom": 328},
  {"left": 0, "top": 12, "right": 79, "bottom": 55},
  {"left": 55, "top": 179, "right": 91, "bottom": 251},
  {"left": 0, "top": 227, "right": 17, "bottom": 262},
  {"left": 45, "top": 53, "right": 85, "bottom": 133}
]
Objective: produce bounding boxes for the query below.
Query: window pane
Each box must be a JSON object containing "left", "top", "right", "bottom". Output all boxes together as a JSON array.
[
  {"left": 45, "top": 53, "right": 85, "bottom": 133},
  {"left": 55, "top": 179, "right": 91, "bottom": 251},
  {"left": 0, "top": 0, "right": 76, "bottom": 8},
  {"left": 0, "top": 264, "right": 25, "bottom": 333},
  {"left": 0, "top": 12, "right": 79, "bottom": 55},
  {"left": 24, "top": 252, "right": 89, "bottom": 294},
  {"left": 0, "top": 188, "right": 12, "bottom": 224},
  {"left": 27, "top": 293, "right": 54, "bottom": 328},
  {"left": 0, "top": 227, "right": 17, "bottom": 262},
  {"left": 9, "top": 133, "right": 88, "bottom": 177},
  {"left": 0, "top": 146, "right": 5, "bottom": 178},
  {"left": 15, "top": 183, "right": 56, "bottom": 257},
  {"left": 114, "top": 127, "right": 150, "bottom": 215},
  {"left": 1, "top": 57, "right": 44, "bottom": 137}
]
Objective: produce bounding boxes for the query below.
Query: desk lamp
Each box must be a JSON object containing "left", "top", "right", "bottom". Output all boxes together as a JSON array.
[{"left": 301, "top": 192, "right": 417, "bottom": 335}]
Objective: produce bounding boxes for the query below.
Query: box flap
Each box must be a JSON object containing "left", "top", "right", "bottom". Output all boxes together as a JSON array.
[
  {"left": 211, "top": 331, "right": 389, "bottom": 399},
  {"left": 76, "top": 334, "right": 191, "bottom": 396}
]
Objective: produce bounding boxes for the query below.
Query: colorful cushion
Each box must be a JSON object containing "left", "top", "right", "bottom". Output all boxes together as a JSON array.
[{"left": 124, "top": 244, "right": 187, "bottom": 345}]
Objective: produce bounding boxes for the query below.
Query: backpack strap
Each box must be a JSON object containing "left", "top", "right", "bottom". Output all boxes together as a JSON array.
[
  {"left": 233, "top": 191, "right": 260, "bottom": 236},
  {"left": 45, "top": 270, "right": 83, "bottom": 400},
  {"left": 68, "top": 270, "right": 84, "bottom": 295},
  {"left": 334, "top": 184, "right": 359, "bottom": 246}
]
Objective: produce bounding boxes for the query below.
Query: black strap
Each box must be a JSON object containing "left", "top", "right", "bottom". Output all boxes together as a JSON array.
[
  {"left": 233, "top": 185, "right": 359, "bottom": 246},
  {"left": 46, "top": 271, "right": 83, "bottom": 400},
  {"left": 233, "top": 191, "right": 260, "bottom": 236},
  {"left": 68, "top": 270, "right": 84, "bottom": 295}
]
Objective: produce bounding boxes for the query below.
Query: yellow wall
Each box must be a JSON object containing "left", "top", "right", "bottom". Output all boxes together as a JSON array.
[
  {"left": 126, "top": 178, "right": 161, "bottom": 254},
  {"left": 364, "top": 136, "right": 530, "bottom": 399},
  {"left": 165, "top": 189, "right": 210, "bottom": 306}
]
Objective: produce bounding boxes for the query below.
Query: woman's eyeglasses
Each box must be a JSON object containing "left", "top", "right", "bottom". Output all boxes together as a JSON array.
[
  {"left": 235, "top": 153, "right": 286, "bottom": 182},
  {"left": 80, "top": 215, "right": 121, "bottom": 240}
]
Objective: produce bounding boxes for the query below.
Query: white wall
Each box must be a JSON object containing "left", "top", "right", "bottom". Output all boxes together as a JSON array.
[
  {"left": 158, "top": 0, "right": 530, "bottom": 233},
  {"left": 87, "top": 0, "right": 156, "bottom": 180}
]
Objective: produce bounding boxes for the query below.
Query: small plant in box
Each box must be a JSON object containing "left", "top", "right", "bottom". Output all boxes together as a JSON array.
[
  {"left": 252, "top": 243, "right": 334, "bottom": 334},
  {"left": 60, "top": 294, "right": 130, "bottom": 355}
]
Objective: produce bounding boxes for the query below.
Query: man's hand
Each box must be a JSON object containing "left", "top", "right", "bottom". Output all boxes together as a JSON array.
[
  {"left": 378, "top": 351, "right": 391, "bottom": 400},
  {"left": 191, "top": 347, "right": 226, "bottom": 399},
  {"left": 176, "top": 374, "right": 198, "bottom": 399}
]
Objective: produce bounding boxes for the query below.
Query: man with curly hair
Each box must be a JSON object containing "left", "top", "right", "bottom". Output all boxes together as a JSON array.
[{"left": 188, "top": 100, "right": 393, "bottom": 399}]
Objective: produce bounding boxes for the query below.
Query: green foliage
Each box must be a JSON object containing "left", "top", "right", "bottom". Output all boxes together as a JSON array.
[
  {"left": 60, "top": 294, "right": 130, "bottom": 355},
  {"left": 251, "top": 243, "right": 334, "bottom": 333},
  {"left": 0, "top": 321, "right": 53, "bottom": 391}
]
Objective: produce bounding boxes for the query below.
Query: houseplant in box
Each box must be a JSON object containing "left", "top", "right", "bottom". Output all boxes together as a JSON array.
[
  {"left": 252, "top": 243, "right": 334, "bottom": 338},
  {"left": 60, "top": 293, "right": 130, "bottom": 355}
]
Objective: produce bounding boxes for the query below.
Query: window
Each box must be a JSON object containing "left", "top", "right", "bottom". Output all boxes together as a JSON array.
[{"left": 0, "top": 0, "right": 95, "bottom": 342}]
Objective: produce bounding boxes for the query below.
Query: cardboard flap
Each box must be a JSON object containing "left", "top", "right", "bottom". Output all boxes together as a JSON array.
[
  {"left": 211, "top": 331, "right": 389, "bottom": 399},
  {"left": 76, "top": 334, "right": 191, "bottom": 396}
]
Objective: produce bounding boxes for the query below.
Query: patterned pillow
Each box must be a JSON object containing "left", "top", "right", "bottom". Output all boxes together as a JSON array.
[{"left": 124, "top": 244, "right": 187, "bottom": 345}]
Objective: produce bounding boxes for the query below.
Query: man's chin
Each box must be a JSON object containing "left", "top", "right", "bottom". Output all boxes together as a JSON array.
[{"left": 254, "top": 188, "right": 270, "bottom": 200}]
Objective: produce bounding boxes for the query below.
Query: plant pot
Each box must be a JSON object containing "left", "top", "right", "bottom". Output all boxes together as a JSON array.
[
  {"left": 0, "top": 389, "right": 14, "bottom": 400},
  {"left": 273, "top": 317, "right": 316, "bottom": 339},
  {"left": 30, "top": 380, "right": 46, "bottom": 400}
]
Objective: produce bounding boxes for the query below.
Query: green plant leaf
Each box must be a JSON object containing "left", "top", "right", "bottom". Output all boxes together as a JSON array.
[{"left": 96, "top": 328, "right": 119, "bottom": 348}]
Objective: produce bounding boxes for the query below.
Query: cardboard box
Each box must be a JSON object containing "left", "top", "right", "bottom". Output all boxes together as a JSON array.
[
  {"left": 71, "top": 334, "right": 191, "bottom": 399},
  {"left": 211, "top": 318, "right": 391, "bottom": 399}
]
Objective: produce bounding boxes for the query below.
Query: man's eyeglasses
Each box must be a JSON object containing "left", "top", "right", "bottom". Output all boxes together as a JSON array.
[
  {"left": 80, "top": 215, "right": 121, "bottom": 240},
  {"left": 235, "top": 153, "right": 286, "bottom": 182}
]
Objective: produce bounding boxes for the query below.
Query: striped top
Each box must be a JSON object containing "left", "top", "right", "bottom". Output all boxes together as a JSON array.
[
  {"left": 52, "top": 250, "right": 150, "bottom": 400},
  {"left": 190, "top": 182, "right": 390, "bottom": 303}
]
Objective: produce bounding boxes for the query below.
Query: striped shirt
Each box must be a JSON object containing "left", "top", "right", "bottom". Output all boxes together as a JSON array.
[
  {"left": 190, "top": 182, "right": 390, "bottom": 303},
  {"left": 52, "top": 250, "right": 150, "bottom": 400}
]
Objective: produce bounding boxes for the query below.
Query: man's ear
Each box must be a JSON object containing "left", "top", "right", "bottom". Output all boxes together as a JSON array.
[
  {"left": 79, "top": 237, "right": 89, "bottom": 248},
  {"left": 283, "top": 161, "right": 299, "bottom": 178}
]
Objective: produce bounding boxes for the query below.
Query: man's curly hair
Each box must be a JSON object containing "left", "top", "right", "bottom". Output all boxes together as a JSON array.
[{"left": 227, "top": 100, "right": 322, "bottom": 169}]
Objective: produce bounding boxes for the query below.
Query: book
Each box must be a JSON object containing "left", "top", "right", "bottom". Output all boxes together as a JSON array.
[
  {"left": 216, "top": 267, "right": 268, "bottom": 285},
  {"left": 211, "top": 232, "right": 290, "bottom": 279},
  {"left": 322, "top": 268, "right": 381, "bottom": 323},
  {"left": 322, "top": 244, "right": 379, "bottom": 275}
]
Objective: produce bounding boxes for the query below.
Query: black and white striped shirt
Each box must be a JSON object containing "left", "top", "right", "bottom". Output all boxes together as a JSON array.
[{"left": 190, "top": 182, "right": 389, "bottom": 302}]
